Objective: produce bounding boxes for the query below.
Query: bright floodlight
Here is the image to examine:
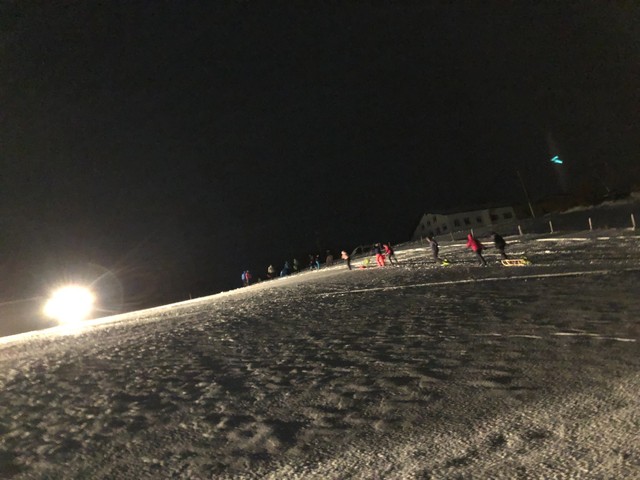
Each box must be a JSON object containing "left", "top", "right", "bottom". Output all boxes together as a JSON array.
[{"left": 43, "top": 285, "right": 95, "bottom": 325}]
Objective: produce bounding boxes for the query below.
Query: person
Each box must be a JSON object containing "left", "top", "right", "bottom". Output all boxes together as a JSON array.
[
  {"left": 280, "top": 261, "right": 291, "bottom": 277},
  {"left": 341, "top": 250, "right": 352, "bottom": 270},
  {"left": 325, "top": 250, "right": 334, "bottom": 266},
  {"left": 373, "top": 243, "right": 386, "bottom": 267},
  {"left": 267, "top": 264, "right": 276, "bottom": 279},
  {"left": 466, "top": 234, "right": 487, "bottom": 266},
  {"left": 383, "top": 243, "right": 399, "bottom": 265},
  {"left": 308, "top": 254, "right": 321, "bottom": 270},
  {"left": 426, "top": 235, "right": 447, "bottom": 265},
  {"left": 492, "top": 232, "right": 508, "bottom": 259},
  {"left": 241, "top": 270, "right": 252, "bottom": 286}
]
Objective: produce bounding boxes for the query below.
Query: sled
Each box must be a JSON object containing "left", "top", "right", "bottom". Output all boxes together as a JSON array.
[{"left": 501, "top": 258, "right": 531, "bottom": 267}]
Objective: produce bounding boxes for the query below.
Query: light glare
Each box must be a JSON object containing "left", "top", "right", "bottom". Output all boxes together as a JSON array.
[{"left": 43, "top": 286, "right": 95, "bottom": 325}]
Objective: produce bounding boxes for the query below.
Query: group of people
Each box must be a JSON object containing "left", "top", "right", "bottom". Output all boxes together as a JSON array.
[
  {"left": 426, "top": 232, "right": 508, "bottom": 267},
  {"left": 371, "top": 243, "right": 399, "bottom": 267},
  {"left": 242, "top": 233, "right": 510, "bottom": 286},
  {"left": 464, "top": 232, "right": 509, "bottom": 266},
  {"left": 341, "top": 243, "right": 398, "bottom": 271},
  {"left": 243, "top": 252, "right": 332, "bottom": 287},
  {"left": 267, "top": 260, "right": 294, "bottom": 279},
  {"left": 240, "top": 270, "right": 252, "bottom": 287}
]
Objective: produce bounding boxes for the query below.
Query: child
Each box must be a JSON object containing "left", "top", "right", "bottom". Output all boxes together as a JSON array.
[
  {"left": 492, "top": 232, "right": 508, "bottom": 259},
  {"left": 341, "top": 250, "right": 352, "bottom": 270},
  {"left": 383, "top": 243, "right": 399, "bottom": 265},
  {"left": 373, "top": 243, "right": 386, "bottom": 267},
  {"left": 466, "top": 234, "right": 487, "bottom": 266},
  {"left": 426, "top": 235, "right": 443, "bottom": 264}
]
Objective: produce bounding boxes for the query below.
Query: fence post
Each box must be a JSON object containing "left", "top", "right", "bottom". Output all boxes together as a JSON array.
[
  {"left": 518, "top": 225, "right": 523, "bottom": 236},
  {"left": 470, "top": 228, "right": 474, "bottom": 237},
  {"left": 588, "top": 217, "right": 593, "bottom": 231},
  {"left": 632, "top": 213, "right": 637, "bottom": 230},
  {"left": 549, "top": 220, "right": 554, "bottom": 234}
]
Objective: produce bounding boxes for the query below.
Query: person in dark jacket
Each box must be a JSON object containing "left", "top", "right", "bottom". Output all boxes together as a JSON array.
[
  {"left": 492, "top": 232, "right": 508, "bottom": 259},
  {"left": 466, "top": 234, "right": 487, "bottom": 266},
  {"left": 325, "top": 250, "right": 334, "bottom": 266},
  {"left": 373, "top": 243, "right": 386, "bottom": 267},
  {"left": 426, "top": 235, "right": 442, "bottom": 264}
]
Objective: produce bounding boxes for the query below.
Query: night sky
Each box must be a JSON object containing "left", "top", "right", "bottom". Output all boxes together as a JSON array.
[{"left": 1, "top": 2, "right": 639, "bottom": 313}]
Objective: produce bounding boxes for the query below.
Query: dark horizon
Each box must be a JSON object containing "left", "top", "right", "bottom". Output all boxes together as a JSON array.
[{"left": 1, "top": 2, "right": 639, "bottom": 318}]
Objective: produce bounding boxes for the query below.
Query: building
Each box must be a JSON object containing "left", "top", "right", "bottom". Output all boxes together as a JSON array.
[{"left": 412, "top": 206, "right": 517, "bottom": 240}]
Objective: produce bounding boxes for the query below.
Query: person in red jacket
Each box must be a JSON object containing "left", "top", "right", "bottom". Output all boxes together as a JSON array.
[
  {"left": 383, "top": 243, "right": 399, "bottom": 265},
  {"left": 466, "top": 234, "right": 487, "bottom": 266},
  {"left": 241, "top": 270, "right": 252, "bottom": 286}
]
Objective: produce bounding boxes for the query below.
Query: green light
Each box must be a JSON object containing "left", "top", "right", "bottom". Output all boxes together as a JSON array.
[{"left": 551, "top": 156, "right": 563, "bottom": 164}]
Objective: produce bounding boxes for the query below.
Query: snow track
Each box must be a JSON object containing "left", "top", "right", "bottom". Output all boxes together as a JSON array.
[
  {"left": 321, "top": 267, "right": 640, "bottom": 296},
  {"left": 0, "top": 231, "right": 638, "bottom": 478}
]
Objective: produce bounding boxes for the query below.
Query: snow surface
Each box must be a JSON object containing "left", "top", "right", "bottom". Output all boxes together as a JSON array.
[{"left": 1, "top": 231, "right": 639, "bottom": 479}]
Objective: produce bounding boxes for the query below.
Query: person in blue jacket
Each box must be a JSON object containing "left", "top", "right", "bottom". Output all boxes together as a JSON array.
[{"left": 280, "top": 261, "right": 291, "bottom": 277}]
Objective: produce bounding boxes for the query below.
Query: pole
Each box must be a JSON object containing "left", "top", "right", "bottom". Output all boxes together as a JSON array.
[
  {"left": 588, "top": 217, "right": 593, "bottom": 231},
  {"left": 518, "top": 225, "right": 523, "bottom": 236},
  {"left": 549, "top": 220, "right": 553, "bottom": 233},
  {"left": 632, "top": 213, "right": 636, "bottom": 230},
  {"left": 516, "top": 170, "right": 535, "bottom": 218}
]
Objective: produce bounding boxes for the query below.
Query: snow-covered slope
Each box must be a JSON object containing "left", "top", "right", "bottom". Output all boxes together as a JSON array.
[{"left": 1, "top": 231, "right": 639, "bottom": 479}]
